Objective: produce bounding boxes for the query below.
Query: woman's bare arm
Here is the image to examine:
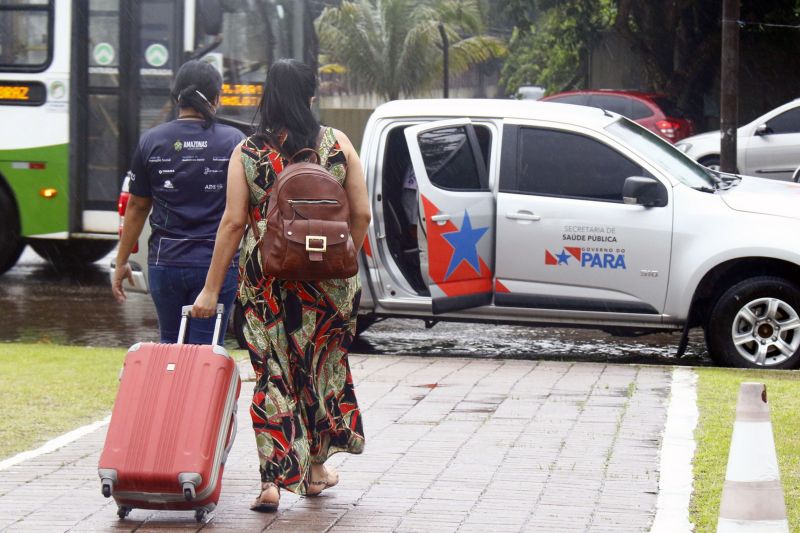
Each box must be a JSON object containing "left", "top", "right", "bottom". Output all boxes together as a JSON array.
[
  {"left": 333, "top": 128, "right": 371, "bottom": 251},
  {"left": 191, "top": 143, "right": 249, "bottom": 317}
]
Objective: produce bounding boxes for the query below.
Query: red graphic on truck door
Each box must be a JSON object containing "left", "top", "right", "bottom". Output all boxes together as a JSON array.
[{"left": 422, "top": 195, "right": 492, "bottom": 298}]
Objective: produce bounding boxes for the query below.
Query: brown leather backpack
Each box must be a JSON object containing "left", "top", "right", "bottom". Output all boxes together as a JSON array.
[{"left": 250, "top": 143, "right": 358, "bottom": 281}]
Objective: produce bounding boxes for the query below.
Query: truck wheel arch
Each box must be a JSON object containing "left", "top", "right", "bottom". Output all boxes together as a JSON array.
[{"left": 688, "top": 257, "right": 800, "bottom": 329}]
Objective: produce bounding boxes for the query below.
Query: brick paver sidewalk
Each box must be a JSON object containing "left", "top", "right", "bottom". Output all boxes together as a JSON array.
[{"left": 0, "top": 355, "right": 672, "bottom": 532}]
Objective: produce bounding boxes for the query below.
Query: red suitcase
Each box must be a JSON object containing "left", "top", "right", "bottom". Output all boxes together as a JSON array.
[{"left": 98, "top": 305, "right": 240, "bottom": 522}]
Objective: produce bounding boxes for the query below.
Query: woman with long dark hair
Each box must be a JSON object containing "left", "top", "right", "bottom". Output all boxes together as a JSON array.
[
  {"left": 112, "top": 60, "right": 243, "bottom": 343},
  {"left": 191, "top": 59, "right": 370, "bottom": 511}
]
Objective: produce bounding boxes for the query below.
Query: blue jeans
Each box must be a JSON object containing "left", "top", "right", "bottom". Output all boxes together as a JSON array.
[{"left": 149, "top": 264, "right": 238, "bottom": 346}]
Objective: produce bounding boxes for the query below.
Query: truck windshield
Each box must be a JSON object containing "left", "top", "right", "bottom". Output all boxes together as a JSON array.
[
  {"left": 0, "top": 0, "right": 51, "bottom": 71},
  {"left": 606, "top": 118, "right": 717, "bottom": 189}
]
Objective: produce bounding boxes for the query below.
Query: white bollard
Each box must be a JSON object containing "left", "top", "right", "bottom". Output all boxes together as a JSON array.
[{"left": 717, "top": 382, "right": 788, "bottom": 533}]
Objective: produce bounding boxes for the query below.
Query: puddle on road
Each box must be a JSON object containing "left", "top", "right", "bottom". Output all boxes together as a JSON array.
[
  {"left": 0, "top": 248, "right": 159, "bottom": 348},
  {"left": 352, "top": 319, "right": 712, "bottom": 366},
  {"left": 0, "top": 247, "right": 712, "bottom": 365}
]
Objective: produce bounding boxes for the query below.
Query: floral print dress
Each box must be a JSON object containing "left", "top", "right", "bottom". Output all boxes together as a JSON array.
[{"left": 238, "top": 128, "right": 364, "bottom": 494}]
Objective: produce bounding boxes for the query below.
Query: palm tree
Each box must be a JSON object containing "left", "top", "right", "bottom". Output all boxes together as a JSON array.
[{"left": 315, "top": 0, "right": 506, "bottom": 101}]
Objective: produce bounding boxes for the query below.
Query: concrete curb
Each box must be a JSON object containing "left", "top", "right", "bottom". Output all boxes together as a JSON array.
[
  {"left": 651, "top": 367, "right": 698, "bottom": 532},
  {"left": 0, "top": 416, "right": 110, "bottom": 472}
]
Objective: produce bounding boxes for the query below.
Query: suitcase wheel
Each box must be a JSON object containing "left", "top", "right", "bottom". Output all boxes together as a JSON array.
[
  {"left": 195, "top": 509, "right": 207, "bottom": 523},
  {"left": 117, "top": 506, "right": 132, "bottom": 520},
  {"left": 101, "top": 483, "right": 112, "bottom": 498}
]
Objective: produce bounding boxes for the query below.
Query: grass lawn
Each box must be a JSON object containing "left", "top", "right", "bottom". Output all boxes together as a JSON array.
[
  {"left": 0, "top": 343, "right": 249, "bottom": 461},
  {"left": 691, "top": 368, "right": 800, "bottom": 532}
]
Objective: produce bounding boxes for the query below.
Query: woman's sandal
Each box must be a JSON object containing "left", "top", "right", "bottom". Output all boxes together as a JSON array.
[
  {"left": 306, "top": 466, "right": 339, "bottom": 496},
  {"left": 250, "top": 481, "right": 280, "bottom": 512}
]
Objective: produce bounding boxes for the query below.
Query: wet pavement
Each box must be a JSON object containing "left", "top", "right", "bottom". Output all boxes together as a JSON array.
[
  {"left": 0, "top": 246, "right": 712, "bottom": 366},
  {"left": 0, "top": 247, "right": 159, "bottom": 347},
  {"left": 0, "top": 355, "right": 675, "bottom": 532}
]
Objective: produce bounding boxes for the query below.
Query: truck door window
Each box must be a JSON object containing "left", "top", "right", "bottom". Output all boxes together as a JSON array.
[
  {"left": 516, "top": 127, "right": 652, "bottom": 203},
  {"left": 417, "top": 125, "right": 489, "bottom": 191}
]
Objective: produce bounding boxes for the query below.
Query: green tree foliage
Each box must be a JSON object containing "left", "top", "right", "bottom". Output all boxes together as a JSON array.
[
  {"left": 315, "top": 0, "right": 507, "bottom": 100},
  {"left": 500, "top": 0, "right": 800, "bottom": 119},
  {"left": 500, "top": 0, "right": 614, "bottom": 96}
]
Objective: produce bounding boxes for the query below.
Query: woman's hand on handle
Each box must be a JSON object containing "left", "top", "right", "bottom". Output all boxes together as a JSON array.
[
  {"left": 191, "top": 288, "right": 219, "bottom": 319},
  {"left": 194, "top": 141, "right": 249, "bottom": 319}
]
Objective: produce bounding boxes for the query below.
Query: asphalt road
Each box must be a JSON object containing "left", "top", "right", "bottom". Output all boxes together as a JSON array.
[{"left": 0, "top": 246, "right": 712, "bottom": 365}]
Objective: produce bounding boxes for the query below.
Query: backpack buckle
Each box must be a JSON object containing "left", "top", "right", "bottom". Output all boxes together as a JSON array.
[{"left": 305, "top": 235, "right": 327, "bottom": 252}]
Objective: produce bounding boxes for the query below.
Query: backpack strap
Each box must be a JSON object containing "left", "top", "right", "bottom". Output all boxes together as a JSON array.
[{"left": 288, "top": 147, "right": 321, "bottom": 165}]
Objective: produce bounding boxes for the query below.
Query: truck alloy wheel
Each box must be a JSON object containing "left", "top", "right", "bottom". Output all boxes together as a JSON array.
[{"left": 707, "top": 276, "right": 800, "bottom": 368}]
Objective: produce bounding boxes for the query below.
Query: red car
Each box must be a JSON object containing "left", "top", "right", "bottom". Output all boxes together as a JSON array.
[{"left": 540, "top": 90, "right": 695, "bottom": 143}]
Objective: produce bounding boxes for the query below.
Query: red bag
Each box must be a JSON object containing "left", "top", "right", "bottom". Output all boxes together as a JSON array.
[{"left": 98, "top": 305, "right": 240, "bottom": 523}]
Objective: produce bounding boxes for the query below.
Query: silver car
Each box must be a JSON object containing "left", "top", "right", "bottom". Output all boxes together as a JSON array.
[{"left": 676, "top": 98, "right": 800, "bottom": 180}]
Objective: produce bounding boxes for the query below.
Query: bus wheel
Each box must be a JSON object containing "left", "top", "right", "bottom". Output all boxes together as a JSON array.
[
  {"left": 0, "top": 187, "right": 25, "bottom": 275},
  {"left": 30, "top": 239, "right": 116, "bottom": 268}
]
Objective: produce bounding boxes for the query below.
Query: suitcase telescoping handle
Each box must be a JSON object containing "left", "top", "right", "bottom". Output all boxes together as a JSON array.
[{"left": 178, "top": 304, "right": 225, "bottom": 346}]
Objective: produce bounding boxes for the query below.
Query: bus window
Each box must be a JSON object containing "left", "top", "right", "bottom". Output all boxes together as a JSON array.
[
  {"left": 0, "top": 0, "right": 52, "bottom": 71},
  {"left": 196, "top": 1, "right": 295, "bottom": 123}
]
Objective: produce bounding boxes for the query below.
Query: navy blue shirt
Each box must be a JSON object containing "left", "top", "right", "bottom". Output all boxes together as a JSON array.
[{"left": 129, "top": 119, "right": 244, "bottom": 267}]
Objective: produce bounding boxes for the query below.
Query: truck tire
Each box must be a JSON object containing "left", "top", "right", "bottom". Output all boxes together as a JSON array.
[
  {"left": 0, "top": 186, "right": 25, "bottom": 275},
  {"left": 706, "top": 276, "right": 800, "bottom": 369},
  {"left": 30, "top": 239, "right": 116, "bottom": 268}
]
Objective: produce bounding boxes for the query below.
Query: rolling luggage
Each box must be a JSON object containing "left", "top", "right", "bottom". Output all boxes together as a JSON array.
[{"left": 98, "top": 305, "right": 240, "bottom": 523}]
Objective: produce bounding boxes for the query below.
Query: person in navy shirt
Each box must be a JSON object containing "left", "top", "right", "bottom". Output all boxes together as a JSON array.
[{"left": 112, "top": 60, "right": 244, "bottom": 344}]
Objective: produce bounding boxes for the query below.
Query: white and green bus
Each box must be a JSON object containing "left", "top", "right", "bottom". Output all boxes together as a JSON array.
[{"left": 0, "top": 0, "right": 310, "bottom": 274}]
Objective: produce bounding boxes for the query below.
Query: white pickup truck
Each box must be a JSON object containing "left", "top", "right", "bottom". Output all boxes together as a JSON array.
[{"left": 121, "top": 99, "right": 800, "bottom": 369}]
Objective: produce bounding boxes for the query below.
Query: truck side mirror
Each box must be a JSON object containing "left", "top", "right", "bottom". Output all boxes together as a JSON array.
[
  {"left": 622, "top": 176, "right": 667, "bottom": 208},
  {"left": 197, "top": 0, "right": 223, "bottom": 35}
]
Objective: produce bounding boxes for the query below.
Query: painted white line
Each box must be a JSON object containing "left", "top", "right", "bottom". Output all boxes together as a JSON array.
[
  {"left": 0, "top": 416, "right": 110, "bottom": 471},
  {"left": 651, "top": 367, "right": 699, "bottom": 533}
]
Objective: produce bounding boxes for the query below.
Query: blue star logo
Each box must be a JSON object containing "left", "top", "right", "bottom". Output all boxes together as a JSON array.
[
  {"left": 441, "top": 210, "right": 489, "bottom": 280},
  {"left": 556, "top": 250, "right": 571, "bottom": 265}
]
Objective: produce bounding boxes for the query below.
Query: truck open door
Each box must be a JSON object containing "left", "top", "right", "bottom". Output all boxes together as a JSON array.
[{"left": 404, "top": 120, "right": 495, "bottom": 314}]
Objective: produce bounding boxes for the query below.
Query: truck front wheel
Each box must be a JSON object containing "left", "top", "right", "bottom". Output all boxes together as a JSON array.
[
  {"left": 706, "top": 276, "right": 800, "bottom": 369},
  {"left": 30, "top": 239, "right": 116, "bottom": 268},
  {"left": 0, "top": 186, "right": 25, "bottom": 275}
]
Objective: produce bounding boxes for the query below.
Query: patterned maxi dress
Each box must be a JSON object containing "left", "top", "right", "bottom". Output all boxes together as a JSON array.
[{"left": 238, "top": 128, "right": 365, "bottom": 494}]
